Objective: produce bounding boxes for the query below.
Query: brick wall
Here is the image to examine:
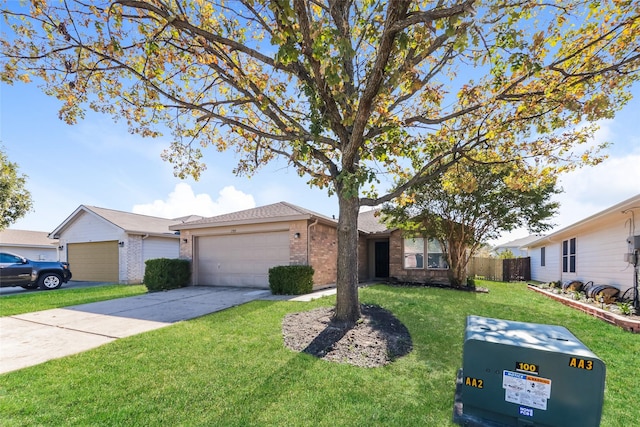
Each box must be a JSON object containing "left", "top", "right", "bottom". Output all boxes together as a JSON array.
[
  {"left": 179, "top": 230, "right": 193, "bottom": 260},
  {"left": 309, "top": 222, "right": 338, "bottom": 286},
  {"left": 176, "top": 220, "right": 340, "bottom": 288},
  {"left": 358, "top": 235, "right": 369, "bottom": 281},
  {"left": 177, "top": 230, "right": 193, "bottom": 285},
  {"left": 126, "top": 234, "right": 144, "bottom": 284},
  {"left": 389, "top": 230, "right": 449, "bottom": 283},
  {"left": 289, "top": 220, "right": 308, "bottom": 265}
]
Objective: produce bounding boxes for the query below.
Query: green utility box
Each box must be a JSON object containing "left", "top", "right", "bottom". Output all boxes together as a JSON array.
[{"left": 453, "top": 315, "right": 605, "bottom": 427}]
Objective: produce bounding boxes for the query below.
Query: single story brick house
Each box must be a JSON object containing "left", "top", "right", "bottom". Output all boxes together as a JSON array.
[
  {"left": 0, "top": 229, "right": 60, "bottom": 261},
  {"left": 50, "top": 205, "right": 202, "bottom": 283},
  {"left": 526, "top": 193, "right": 640, "bottom": 297},
  {"left": 170, "top": 202, "right": 449, "bottom": 289}
]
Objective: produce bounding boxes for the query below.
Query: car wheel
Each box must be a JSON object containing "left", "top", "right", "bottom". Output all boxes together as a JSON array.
[
  {"left": 38, "top": 273, "right": 62, "bottom": 290},
  {"left": 21, "top": 284, "right": 39, "bottom": 290}
]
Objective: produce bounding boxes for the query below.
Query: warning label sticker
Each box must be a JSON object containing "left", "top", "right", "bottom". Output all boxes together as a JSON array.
[{"left": 503, "top": 370, "right": 552, "bottom": 410}]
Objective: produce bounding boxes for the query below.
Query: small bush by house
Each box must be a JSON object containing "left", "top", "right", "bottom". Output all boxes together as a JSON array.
[
  {"left": 269, "top": 265, "right": 314, "bottom": 295},
  {"left": 144, "top": 258, "right": 191, "bottom": 292}
]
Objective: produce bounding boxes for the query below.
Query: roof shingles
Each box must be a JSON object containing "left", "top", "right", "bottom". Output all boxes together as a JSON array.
[
  {"left": 0, "top": 229, "right": 57, "bottom": 246},
  {"left": 83, "top": 206, "right": 181, "bottom": 235},
  {"left": 179, "top": 202, "right": 336, "bottom": 227},
  {"left": 357, "top": 210, "right": 390, "bottom": 234}
]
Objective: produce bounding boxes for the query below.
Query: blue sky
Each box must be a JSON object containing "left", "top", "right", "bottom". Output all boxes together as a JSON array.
[{"left": 1, "top": 79, "right": 639, "bottom": 246}]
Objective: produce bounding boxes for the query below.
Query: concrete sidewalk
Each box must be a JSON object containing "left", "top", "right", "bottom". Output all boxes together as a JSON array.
[{"left": 0, "top": 286, "right": 336, "bottom": 374}]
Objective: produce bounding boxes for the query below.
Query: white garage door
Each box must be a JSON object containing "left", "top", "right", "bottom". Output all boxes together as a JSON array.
[{"left": 196, "top": 231, "right": 290, "bottom": 288}]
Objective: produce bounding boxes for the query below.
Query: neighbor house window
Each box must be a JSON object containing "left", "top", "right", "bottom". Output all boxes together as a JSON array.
[
  {"left": 541, "top": 247, "right": 546, "bottom": 267},
  {"left": 562, "top": 238, "right": 576, "bottom": 273},
  {"left": 403, "top": 237, "right": 424, "bottom": 269},
  {"left": 427, "top": 238, "right": 448, "bottom": 269}
]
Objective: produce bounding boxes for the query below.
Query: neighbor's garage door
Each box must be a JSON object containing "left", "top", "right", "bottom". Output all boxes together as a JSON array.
[
  {"left": 196, "top": 231, "right": 290, "bottom": 288},
  {"left": 68, "top": 241, "right": 119, "bottom": 282}
]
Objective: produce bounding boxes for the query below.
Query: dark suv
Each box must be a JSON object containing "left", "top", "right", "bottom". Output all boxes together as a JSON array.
[{"left": 0, "top": 252, "right": 72, "bottom": 290}]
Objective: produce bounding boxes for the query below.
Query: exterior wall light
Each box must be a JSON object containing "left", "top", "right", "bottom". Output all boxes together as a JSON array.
[
  {"left": 118, "top": 241, "right": 125, "bottom": 247},
  {"left": 294, "top": 232, "right": 301, "bottom": 239}
]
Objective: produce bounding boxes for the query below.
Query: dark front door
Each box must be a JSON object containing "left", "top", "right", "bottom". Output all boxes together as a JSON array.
[{"left": 374, "top": 241, "right": 390, "bottom": 278}]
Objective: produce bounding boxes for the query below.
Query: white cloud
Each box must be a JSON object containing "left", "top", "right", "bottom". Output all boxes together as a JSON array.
[
  {"left": 491, "top": 149, "right": 640, "bottom": 246},
  {"left": 132, "top": 183, "right": 255, "bottom": 219},
  {"left": 553, "top": 151, "right": 640, "bottom": 228}
]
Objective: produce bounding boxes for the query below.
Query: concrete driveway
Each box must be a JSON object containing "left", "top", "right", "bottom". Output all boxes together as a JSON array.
[{"left": 0, "top": 286, "right": 335, "bottom": 374}]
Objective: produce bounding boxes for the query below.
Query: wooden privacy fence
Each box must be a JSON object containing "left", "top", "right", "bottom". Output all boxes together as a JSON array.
[
  {"left": 468, "top": 257, "right": 531, "bottom": 282},
  {"left": 503, "top": 257, "right": 531, "bottom": 282}
]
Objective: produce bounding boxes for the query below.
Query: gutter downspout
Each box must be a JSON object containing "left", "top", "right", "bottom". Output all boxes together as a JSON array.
[{"left": 307, "top": 219, "right": 319, "bottom": 265}]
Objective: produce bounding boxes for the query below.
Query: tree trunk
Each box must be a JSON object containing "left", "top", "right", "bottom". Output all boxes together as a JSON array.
[
  {"left": 446, "top": 239, "right": 468, "bottom": 287},
  {"left": 333, "top": 193, "right": 361, "bottom": 324}
]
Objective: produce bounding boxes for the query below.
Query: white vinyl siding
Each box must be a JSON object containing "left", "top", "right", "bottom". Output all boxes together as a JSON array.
[
  {"left": 143, "top": 237, "right": 179, "bottom": 261},
  {"left": 58, "top": 211, "right": 124, "bottom": 248},
  {"left": 0, "top": 246, "right": 57, "bottom": 261},
  {"left": 530, "top": 215, "right": 635, "bottom": 293},
  {"left": 124, "top": 236, "right": 180, "bottom": 284},
  {"left": 530, "top": 243, "right": 561, "bottom": 284},
  {"left": 569, "top": 226, "right": 630, "bottom": 286},
  {"left": 56, "top": 210, "right": 180, "bottom": 284}
]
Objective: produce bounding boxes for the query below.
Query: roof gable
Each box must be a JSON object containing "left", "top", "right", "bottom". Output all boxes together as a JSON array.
[
  {"left": 50, "top": 205, "right": 182, "bottom": 238},
  {"left": 86, "top": 206, "right": 181, "bottom": 234}
]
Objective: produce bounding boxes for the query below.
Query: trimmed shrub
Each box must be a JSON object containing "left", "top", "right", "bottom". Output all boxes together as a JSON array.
[
  {"left": 269, "top": 265, "right": 314, "bottom": 295},
  {"left": 144, "top": 258, "right": 191, "bottom": 292}
]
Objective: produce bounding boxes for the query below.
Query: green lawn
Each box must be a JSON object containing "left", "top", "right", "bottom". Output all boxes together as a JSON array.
[
  {"left": 0, "top": 284, "right": 147, "bottom": 316},
  {"left": 1, "top": 281, "right": 638, "bottom": 426}
]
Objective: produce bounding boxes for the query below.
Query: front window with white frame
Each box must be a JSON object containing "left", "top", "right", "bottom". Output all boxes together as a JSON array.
[
  {"left": 427, "top": 238, "right": 448, "bottom": 269},
  {"left": 403, "top": 237, "right": 424, "bottom": 269},
  {"left": 403, "top": 237, "right": 448, "bottom": 269},
  {"left": 562, "top": 238, "right": 576, "bottom": 273}
]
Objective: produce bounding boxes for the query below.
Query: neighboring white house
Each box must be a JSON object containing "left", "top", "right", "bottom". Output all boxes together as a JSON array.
[
  {"left": 527, "top": 194, "right": 640, "bottom": 296},
  {"left": 49, "top": 205, "right": 202, "bottom": 284},
  {"left": 0, "top": 229, "right": 59, "bottom": 261},
  {"left": 493, "top": 235, "right": 544, "bottom": 258}
]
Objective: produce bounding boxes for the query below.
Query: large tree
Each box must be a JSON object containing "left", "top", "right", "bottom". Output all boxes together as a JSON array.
[
  {"left": 1, "top": 1, "right": 638, "bottom": 322},
  {"left": 0, "top": 148, "right": 33, "bottom": 230},
  {"left": 382, "top": 161, "right": 561, "bottom": 286}
]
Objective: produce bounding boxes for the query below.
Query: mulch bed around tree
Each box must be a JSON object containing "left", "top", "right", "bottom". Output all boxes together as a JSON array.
[
  {"left": 282, "top": 304, "right": 413, "bottom": 368},
  {"left": 282, "top": 283, "right": 489, "bottom": 368}
]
